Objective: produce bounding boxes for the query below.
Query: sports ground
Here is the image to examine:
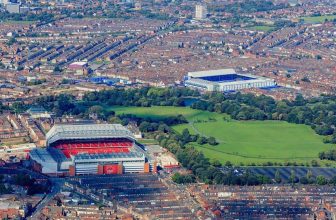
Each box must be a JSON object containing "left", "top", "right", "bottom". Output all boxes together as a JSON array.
[
  {"left": 300, "top": 15, "right": 336, "bottom": 23},
  {"left": 110, "top": 106, "right": 335, "bottom": 166}
]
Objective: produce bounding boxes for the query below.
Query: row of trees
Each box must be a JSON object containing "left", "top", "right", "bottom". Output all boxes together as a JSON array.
[
  {"left": 319, "top": 149, "right": 336, "bottom": 161},
  {"left": 0, "top": 175, "right": 12, "bottom": 195},
  {"left": 32, "top": 87, "right": 198, "bottom": 118},
  {"left": 0, "top": 12, "right": 54, "bottom": 22},
  {"left": 13, "top": 174, "right": 50, "bottom": 195},
  {"left": 157, "top": 132, "right": 271, "bottom": 185},
  {"left": 274, "top": 169, "right": 336, "bottom": 185},
  {"left": 180, "top": 128, "right": 218, "bottom": 146},
  {"left": 82, "top": 87, "right": 199, "bottom": 107},
  {"left": 0, "top": 102, "right": 10, "bottom": 113},
  {"left": 210, "top": 0, "right": 287, "bottom": 13},
  {"left": 171, "top": 173, "right": 196, "bottom": 184}
]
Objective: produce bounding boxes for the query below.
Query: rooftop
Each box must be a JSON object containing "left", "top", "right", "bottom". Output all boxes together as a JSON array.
[
  {"left": 29, "top": 148, "right": 56, "bottom": 163},
  {"left": 46, "top": 124, "right": 134, "bottom": 146},
  {"left": 74, "top": 152, "right": 145, "bottom": 161},
  {"left": 188, "top": 68, "right": 236, "bottom": 78}
]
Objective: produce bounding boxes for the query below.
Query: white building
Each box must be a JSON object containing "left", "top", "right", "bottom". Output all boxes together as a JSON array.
[
  {"left": 0, "top": 0, "right": 9, "bottom": 6},
  {"left": 195, "top": 4, "right": 207, "bottom": 20},
  {"left": 6, "top": 3, "right": 20, "bottom": 13},
  {"left": 185, "top": 68, "right": 277, "bottom": 92}
]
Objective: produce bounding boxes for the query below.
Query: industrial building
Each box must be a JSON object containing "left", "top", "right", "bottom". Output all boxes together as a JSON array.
[
  {"left": 29, "top": 124, "right": 156, "bottom": 176},
  {"left": 184, "top": 68, "right": 276, "bottom": 92}
]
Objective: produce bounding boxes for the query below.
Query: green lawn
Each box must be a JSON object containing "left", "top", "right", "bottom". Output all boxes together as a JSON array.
[
  {"left": 247, "top": 25, "right": 275, "bottom": 32},
  {"left": 109, "top": 105, "right": 223, "bottom": 121},
  {"left": 1, "top": 20, "right": 34, "bottom": 25},
  {"left": 137, "top": 139, "right": 158, "bottom": 145},
  {"left": 174, "top": 120, "right": 335, "bottom": 166},
  {"left": 300, "top": 15, "right": 336, "bottom": 23},
  {"left": 109, "top": 105, "right": 335, "bottom": 166}
]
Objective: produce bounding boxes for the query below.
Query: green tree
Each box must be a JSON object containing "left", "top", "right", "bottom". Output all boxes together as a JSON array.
[
  {"left": 306, "top": 169, "right": 313, "bottom": 180},
  {"left": 290, "top": 169, "right": 296, "bottom": 184},
  {"left": 329, "top": 176, "right": 336, "bottom": 185},
  {"left": 299, "top": 176, "right": 309, "bottom": 184},
  {"left": 181, "top": 128, "right": 191, "bottom": 143},
  {"left": 54, "top": 65, "right": 62, "bottom": 72},
  {"left": 197, "top": 136, "right": 207, "bottom": 145},
  {"left": 208, "top": 137, "right": 218, "bottom": 146},
  {"left": 316, "top": 175, "right": 327, "bottom": 185},
  {"left": 275, "top": 169, "right": 281, "bottom": 183},
  {"left": 212, "top": 160, "right": 222, "bottom": 167}
]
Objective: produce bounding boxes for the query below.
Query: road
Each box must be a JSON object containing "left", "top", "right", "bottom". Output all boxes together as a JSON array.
[{"left": 27, "top": 178, "right": 65, "bottom": 219}]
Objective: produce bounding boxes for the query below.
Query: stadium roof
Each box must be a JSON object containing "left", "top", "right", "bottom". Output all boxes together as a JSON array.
[
  {"left": 74, "top": 152, "right": 145, "bottom": 163},
  {"left": 46, "top": 123, "right": 134, "bottom": 146},
  {"left": 188, "top": 68, "right": 236, "bottom": 78},
  {"left": 30, "top": 148, "right": 56, "bottom": 163},
  {"left": 30, "top": 148, "right": 70, "bottom": 163}
]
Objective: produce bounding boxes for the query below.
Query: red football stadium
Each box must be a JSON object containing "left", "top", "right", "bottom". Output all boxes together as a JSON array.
[{"left": 29, "top": 124, "right": 156, "bottom": 176}]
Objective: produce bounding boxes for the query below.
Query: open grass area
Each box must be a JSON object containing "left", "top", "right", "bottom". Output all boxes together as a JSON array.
[
  {"left": 174, "top": 120, "right": 335, "bottom": 166},
  {"left": 0, "top": 20, "right": 34, "bottom": 25},
  {"left": 109, "top": 105, "right": 335, "bottom": 166},
  {"left": 109, "top": 105, "right": 224, "bottom": 121},
  {"left": 300, "top": 15, "right": 336, "bottom": 23},
  {"left": 247, "top": 25, "right": 275, "bottom": 32},
  {"left": 137, "top": 139, "right": 158, "bottom": 145}
]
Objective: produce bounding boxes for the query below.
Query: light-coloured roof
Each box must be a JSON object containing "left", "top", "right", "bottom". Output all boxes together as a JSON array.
[
  {"left": 29, "top": 148, "right": 56, "bottom": 163},
  {"left": 69, "top": 61, "right": 87, "bottom": 66},
  {"left": 46, "top": 123, "right": 134, "bottom": 146},
  {"left": 0, "top": 201, "right": 21, "bottom": 210},
  {"left": 29, "top": 148, "right": 70, "bottom": 163},
  {"left": 27, "top": 106, "right": 47, "bottom": 114},
  {"left": 74, "top": 152, "right": 145, "bottom": 163},
  {"left": 188, "top": 68, "right": 236, "bottom": 78}
]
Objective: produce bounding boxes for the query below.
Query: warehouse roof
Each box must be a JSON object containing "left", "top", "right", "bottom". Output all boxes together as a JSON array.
[{"left": 46, "top": 124, "right": 134, "bottom": 146}]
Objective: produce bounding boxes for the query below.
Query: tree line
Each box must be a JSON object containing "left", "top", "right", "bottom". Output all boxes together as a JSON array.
[
  {"left": 157, "top": 131, "right": 271, "bottom": 185},
  {"left": 30, "top": 87, "right": 199, "bottom": 118}
]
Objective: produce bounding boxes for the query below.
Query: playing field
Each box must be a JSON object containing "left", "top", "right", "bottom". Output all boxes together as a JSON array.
[
  {"left": 109, "top": 106, "right": 335, "bottom": 166},
  {"left": 300, "top": 15, "right": 336, "bottom": 23},
  {"left": 110, "top": 105, "right": 221, "bottom": 121},
  {"left": 247, "top": 25, "right": 275, "bottom": 32},
  {"left": 1, "top": 20, "right": 34, "bottom": 25}
]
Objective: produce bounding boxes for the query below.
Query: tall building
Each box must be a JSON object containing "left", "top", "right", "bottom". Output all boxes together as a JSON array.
[
  {"left": 195, "top": 4, "right": 207, "bottom": 20},
  {"left": 134, "top": 1, "right": 141, "bottom": 10}
]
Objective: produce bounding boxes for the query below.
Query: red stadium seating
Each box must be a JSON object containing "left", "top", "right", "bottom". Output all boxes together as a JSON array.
[{"left": 52, "top": 140, "right": 133, "bottom": 158}]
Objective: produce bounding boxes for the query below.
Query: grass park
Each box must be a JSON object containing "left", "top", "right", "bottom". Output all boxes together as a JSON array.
[
  {"left": 300, "top": 15, "right": 336, "bottom": 23},
  {"left": 247, "top": 25, "right": 275, "bottom": 32},
  {"left": 109, "top": 106, "right": 335, "bottom": 166}
]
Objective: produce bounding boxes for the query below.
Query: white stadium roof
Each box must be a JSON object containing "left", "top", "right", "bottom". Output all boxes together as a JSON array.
[
  {"left": 188, "top": 68, "right": 236, "bottom": 78},
  {"left": 46, "top": 123, "right": 134, "bottom": 146},
  {"left": 74, "top": 152, "right": 145, "bottom": 163}
]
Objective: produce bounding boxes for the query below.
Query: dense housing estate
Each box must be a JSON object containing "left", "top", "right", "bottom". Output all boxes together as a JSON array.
[{"left": 0, "top": 0, "right": 336, "bottom": 219}]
